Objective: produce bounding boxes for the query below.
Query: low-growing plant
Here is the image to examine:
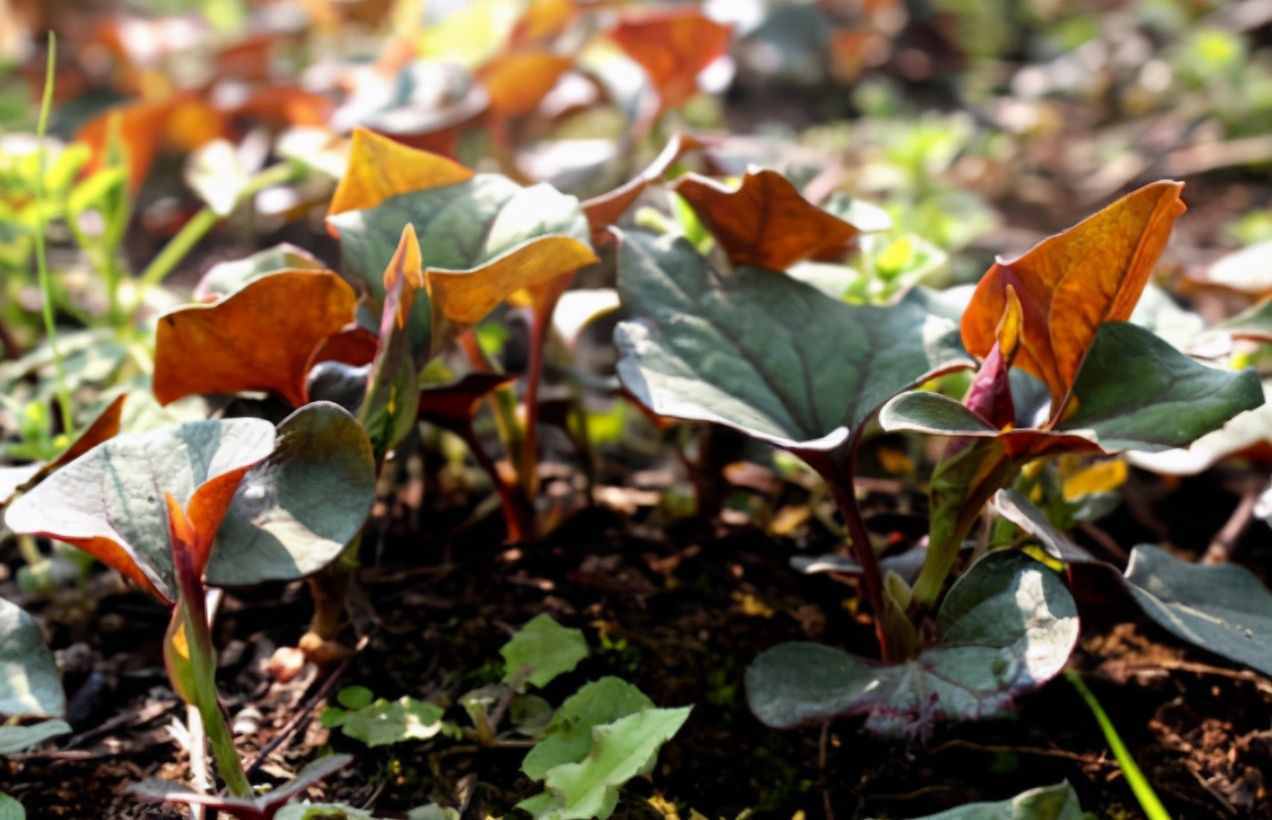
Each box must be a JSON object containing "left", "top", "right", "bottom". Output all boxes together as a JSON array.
[{"left": 610, "top": 173, "right": 1266, "bottom": 736}]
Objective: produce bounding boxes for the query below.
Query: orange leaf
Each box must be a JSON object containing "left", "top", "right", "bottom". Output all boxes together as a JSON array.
[
  {"left": 608, "top": 8, "right": 731, "bottom": 111},
  {"left": 77, "top": 100, "right": 171, "bottom": 192},
  {"left": 328, "top": 127, "right": 474, "bottom": 216},
  {"left": 582, "top": 133, "right": 704, "bottom": 245},
  {"left": 479, "top": 51, "right": 572, "bottom": 117},
  {"left": 674, "top": 169, "right": 861, "bottom": 270},
  {"left": 509, "top": 0, "right": 576, "bottom": 46},
  {"left": 381, "top": 224, "right": 425, "bottom": 334},
  {"left": 153, "top": 270, "right": 357, "bottom": 407},
  {"left": 961, "top": 180, "right": 1186, "bottom": 416}
]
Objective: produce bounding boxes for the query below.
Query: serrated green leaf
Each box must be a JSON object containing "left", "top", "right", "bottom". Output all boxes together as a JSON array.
[
  {"left": 522, "top": 677, "right": 654, "bottom": 780},
  {"left": 902, "top": 780, "right": 1091, "bottom": 819},
  {"left": 501, "top": 614, "right": 589, "bottom": 689},
  {"left": 0, "top": 598, "right": 64, "bottom": 719},
  {"left": 614, "top": 230, "right": 970, "bottom": 452},
  {"left": 746, "top": 552, "right": 1079, "bottom": 737},
  {"left": 342, "top": 697, "right": 445, "bottom": 748},
  {"left": 0, "top": 719, "right": 71, "bottom": 755},
  {"left": 519, "top": 706, "right": 692, "bottom": 820}
]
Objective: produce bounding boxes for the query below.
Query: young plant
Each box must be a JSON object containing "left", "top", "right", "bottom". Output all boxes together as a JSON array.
[
  {"left": 613, "top": 174, "right": 1264, "bottom": 736},
  {"left": 3, "top": 403, "right": 374, "bottom": 797}
]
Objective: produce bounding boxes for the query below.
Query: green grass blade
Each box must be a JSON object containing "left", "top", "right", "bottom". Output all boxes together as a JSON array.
[{"left": 1065, "top": 669, "right": 1171, "bottom": 820}]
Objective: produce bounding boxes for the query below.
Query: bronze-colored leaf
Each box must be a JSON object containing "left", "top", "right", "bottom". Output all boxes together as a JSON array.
[
  {"left": 153, "top": 270, "right": 357, "bottom": 407},
  {"left": 608, "top": 8, "right": 732, "bottom": 112},
  {"left": 582, "top": 133, "right": 704, "bottom": 245},
  {"left": 327, "top": 127, "right": 474, "bottom": 217},
  {"left": 673, "top": 169, "right": 861, "bottom": 270},
  {"left": 961, "top": 180, "right": 1186, "bottom": 415}
]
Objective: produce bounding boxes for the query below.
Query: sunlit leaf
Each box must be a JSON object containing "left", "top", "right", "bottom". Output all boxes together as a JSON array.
[
  {"left": 615, "top": 230, "right": 970, "bottom": 452},
  {"left": 479, "top": 51, "right": 572, "bottom": 117},
  {"left": 522, "top": 677, "right": 654, "bottom": 780},
  {"left": 0, "top": 598, "right": 64, "bottom": 719},
  {"left": 207, "top": 402, "right": 375, "bottom": 586},
  {"left": 153, "top": 270, "right": 357, "bottom": 407},
  {"left": 961, "top": 181, "right": 1186, "bottom": 413},
  {"left": 881, "top": 323, "right": 1263, "bottom": 457},
  {"left": 519, "top": 706, "right": 692, "bottom": 820},
  {"left": 327, "top": 127, "right": 473, "bottom": 217},
  {"left": 1128, "top": 382, "right": 1272, "bottom": 475},
  {"left": 608, "top": 8, "right": 732, "bottom": 111},
  {"left": 4, "top": 418, "right": 276, "bottom": 603},
  {"left": 908, "top": 781, "right": 1090, "bottom": 820},
  {"left": 673, "top": 169, "right": 860, "bottom": 270},
  {"left": 341, "top": 697, "right": 447, "bottom": 747},
  {"left": 746, "top": 552, "right": 1079, "bottom": 736}
]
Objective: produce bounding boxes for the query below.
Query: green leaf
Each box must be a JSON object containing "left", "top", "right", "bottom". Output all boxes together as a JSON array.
[
  {"left": 614, "top": 230, "right": 970, "bottom": 451},
  {"left": 881, "top": 322, "right": 1264, "bottom": 454},
  {"left": 1215, "top": 297, "right": 1272, "bottom": 342},
  {"left": 0, "top": 793, "right": 25, "bottom": 820},
  {"left": 1123, "top": 545, "right": 1272, "bottom": 677},
  {"left": 330, "top": 173, "right": 593, "bottom": 349},
  {"left": 0, "top": 719, "right": 71, "bottom": 754},
  {"left": 338, "top": 685, "right": 375, "bottom": 710},
  {"left": 995, "top": 490, "right": 1272, "bottom": 677},
  {"left": 207, "top": 402, "right": 375, "bottom": 586},
  {"left": 1128, "top": 381, "right": 1272, "bottom": 475},
  {"left": 341, "top": 697, "right": 446, "bottom": 748},
  {"left": 194, "top": 242, "right": 325, "bottom": 301},
  {"left": 746, "top": 552, "right": 1079, "bottom": 737},
  {"left": 518, "top": 706, "right": 692, "bottom": 820},
  {"left": 406, "top": 804, "right": 461, "bottom": 820},
  {"left": 501, "top": 614, "right": 589, "bottom": 689},
  {"left": 906, "top": 781, "right": 1091, "bottom": 819},
  {"left": 0, "top": 598, "right": 64, "bottom": 718},
  {"left": 522, "top": 677, "right": 654, "bottom": 780},
  {"left": 4, "top": 417, "right": 274, "bottom": 603}
]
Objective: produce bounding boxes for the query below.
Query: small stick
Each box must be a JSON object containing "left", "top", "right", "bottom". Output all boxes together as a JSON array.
[{"left": 1202, "top": 482, "right": 1261, "bottom": 564}]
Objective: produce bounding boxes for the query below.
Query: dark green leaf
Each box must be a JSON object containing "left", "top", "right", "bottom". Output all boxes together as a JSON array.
[
  {"left": 0, "top": 598, "right": 63, "bottom": 718},
  {"left": 0, "top": 719, "right": 70, "bottom": 754},
  {"left": 746, "top": 552, "right": 1079, "bottom": 736},
  {"left": 614, "top": 231, "right": 970, "bottom": 451},
  {"left": 904, "top": 781, "right": 1091, "bottom": 819}
]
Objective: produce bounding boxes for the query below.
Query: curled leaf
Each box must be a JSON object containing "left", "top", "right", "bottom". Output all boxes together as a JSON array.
[
  {"left": 961, "top": 181, "right": 1186, "bottom": 415},
  {"left": 673, "top": 169, "right": 860, "bottom": 270},
  {"left": 153, "top": 270, "right": 357, "bottom": 407}
]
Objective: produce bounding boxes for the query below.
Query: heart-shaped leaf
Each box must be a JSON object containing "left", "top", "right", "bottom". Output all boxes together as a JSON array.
[
  {"left": 993, "top": 490, "right": 1272, "bottom": 677},
  {"left": 908, "top": 781, "right": 1090, "bottom": 820},
  {"left": 614, "top": 230, "right": 971, "bottom": 451},
  {"left": 881, "top": 322, "right": 1264, "bottom": 457},
  {"left": 4, "top": 418, "right": 276, "bottom": 603},
  {"left": 0, "top": 598, "right": 64, "bottom": 718},
  {"left": 746, "top": 552, "right": 1079, "bottom": 737},
  {"left": 1, "top": 395, "right": 126, "bottom": 506},
  {"left": 194, "top": 243, "right": 325, "bottom": 302},
  {"left": 154, "top": 270, "right": 358, "bottom": 407},
  {"left": 0, "top": 719, "right": 71, "bottom": 755},
  {"left": 607, "top": 8, "right": 731, "bottom": 112},
  {"left": 961, "top": 181, "right": 1186, "bottom": 414},
  {"left": 340, "top": 697, "right": 447, "bottom": 747},
  {"left": 673, "top": 169, "right": 860, "bottom": 270},
  {"left": 206, "top": 402, "right": 374, "bottom": 586}
]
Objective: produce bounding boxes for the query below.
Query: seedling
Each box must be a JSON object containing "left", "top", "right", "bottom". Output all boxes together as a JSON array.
[{"left": 613, "top": 174, "right": 1264, "bottom": 735}]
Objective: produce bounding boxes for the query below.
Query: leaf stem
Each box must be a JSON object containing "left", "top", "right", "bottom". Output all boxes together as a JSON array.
[
  {"left": 33, "top": 32, "right": 74, "bottom": 436},
  {"left": 132, "top": 162, "right": 298, "bottom": 310},
  {"left": 180, "top": 591, "right": 251, "bottom": 797},
  {"left": 1065, "top": 670, "right": 1171, "bottom": 820}
]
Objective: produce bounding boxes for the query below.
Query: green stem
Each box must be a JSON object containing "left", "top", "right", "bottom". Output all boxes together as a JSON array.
[
  {"left": 33, "top": 32, "right": 73, "bottom": 436},
  {"left": 1065, "top": 670, "right": 1171, "bottom": 820},
  {"left": 132, "top": 162, "right": 298, "bottom": 309},
  {"left": 180, "top": 595, "right": 250, "bottom": 797}
]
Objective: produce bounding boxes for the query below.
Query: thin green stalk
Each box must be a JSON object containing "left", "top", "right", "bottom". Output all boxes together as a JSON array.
[
  {"left": 33, "top": 32, "right": 74, "bottom": 436},
  {"left": 1065, "top": 670, "right": 1171, "bottom": 820},
  {"left": 180, "top": 598, "right": 251, "bottom": 797},
  {"left": 132, "top": 162, "right": 298, "bottom": 309}
]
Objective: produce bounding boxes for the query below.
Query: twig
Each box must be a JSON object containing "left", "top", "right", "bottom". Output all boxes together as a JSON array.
[
  {"left": 245, "top": 646, "right": 360, "bottom": 776},
  {"left": 930, "top": 738, "right": 1115, "bottom": 768},
  {"left": 1202, "top": 482, "right": 1261, "bottom": 565}
]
